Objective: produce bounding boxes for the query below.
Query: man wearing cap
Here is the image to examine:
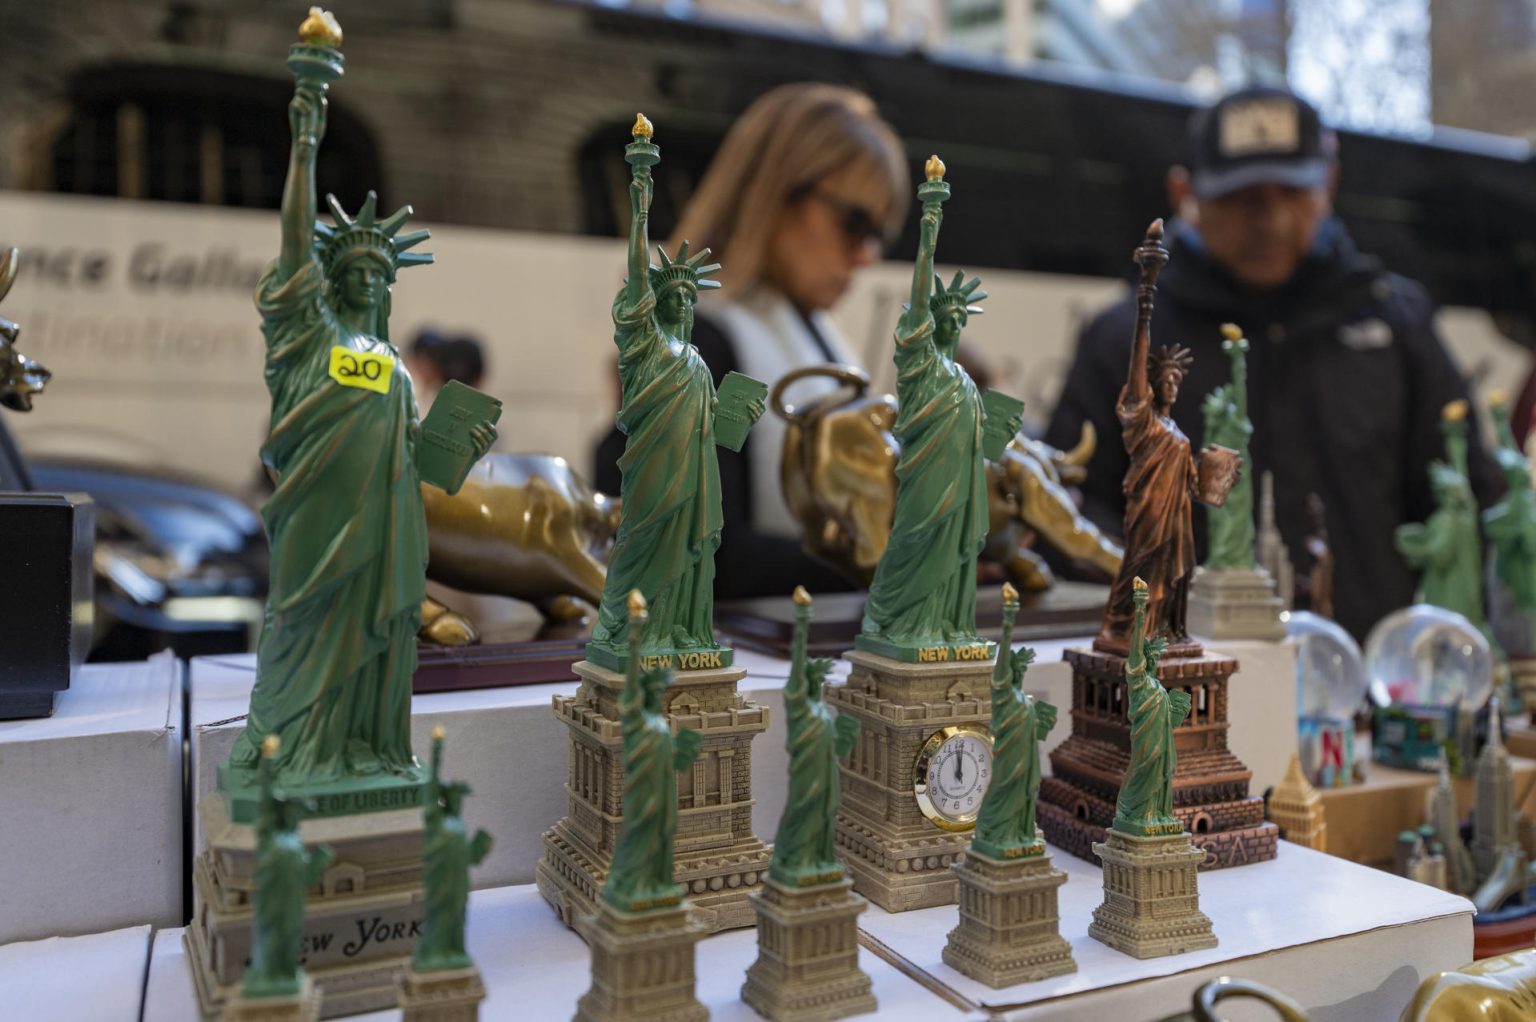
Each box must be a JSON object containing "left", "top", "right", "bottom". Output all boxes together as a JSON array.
[{"left": 1046, "top": 86, "right": 1499, "bottom": 642}]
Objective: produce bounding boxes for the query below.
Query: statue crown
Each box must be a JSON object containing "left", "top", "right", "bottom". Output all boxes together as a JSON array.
[
  {"left": 314, "top": 191, "right": 432, "bottom": 281},
  {"left": 649, "top": 240, "right": 721, "bottom": 296},
  {"left": 1151, "top": 343, "right": 1194, "bottom": 380},
  {"left": 930, "top": 269, "right": 986, "bottom": 317}
]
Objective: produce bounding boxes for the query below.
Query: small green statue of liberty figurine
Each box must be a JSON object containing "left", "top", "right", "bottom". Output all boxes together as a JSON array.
[
  {"left": 1397, "top": 400, "right": 1500, "bottom": 654},
  {"left": 586, "top": 115, "right": 765, "bottom": 672},
  {"left": 603, "top": 590, "right": 704, "bottom": 912},
  {"left": 413, "top": 727, "right": 493, "bottom": 973},
  {"left": 972, "top": 583, "right": 1057, "bottom": 860},
  {"left": 857, "top": 156, "right": 1021, "bottom": 659},
  {"left": 223, "top": 7, "right": 495, "bottom": 811},
  {"left": 1483, "top": 391, "right": 1536, "bottom": 617},
  {"left": 242, "top": 735, "right": 334, "bottom": 1001},
  {"left": 770, "top": 586, "right": 861, "bottom": 887},
  {"left": 1113, "top": 578, "right": 1191, "bottom": 837},
  {"left": 1201, "top": 325, "right": 1255, "bottom": 569}
]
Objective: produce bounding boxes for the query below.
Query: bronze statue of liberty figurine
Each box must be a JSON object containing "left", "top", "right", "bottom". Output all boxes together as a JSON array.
[
  {"left": 1097, "top": 220, "right": 1237, "bottom": 655},
  {"left": 225, "top": 9, "right": 494, "bottom": 801},
  {"left": 587, "top": 115, "right": 763, "bottom": 669}
]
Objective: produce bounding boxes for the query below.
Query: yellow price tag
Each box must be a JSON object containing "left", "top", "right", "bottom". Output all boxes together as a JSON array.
[{"left": 328, "top": 346, "right": 394, "bottom": 395}]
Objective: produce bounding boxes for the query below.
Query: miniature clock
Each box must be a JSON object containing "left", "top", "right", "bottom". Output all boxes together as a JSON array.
[{"left": 913, "top": 724, "right": 994, "bottom": 832}]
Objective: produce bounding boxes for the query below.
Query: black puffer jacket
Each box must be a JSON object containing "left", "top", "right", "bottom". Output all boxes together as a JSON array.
[{"left": 1046, "top": 217, "right": 1500, "bottom": 642}]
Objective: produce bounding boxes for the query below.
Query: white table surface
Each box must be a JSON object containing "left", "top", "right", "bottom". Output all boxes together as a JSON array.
[
  {"left": 142, "top": 883, "right": 974, "bottom": 1021},
  {"left": 0, "top": 652, "right": 183, "bottom": 943},
  {"left": 0, "top": 924, "right": 151, "bottom": 1022},
  {"left": 859, "top": 839, "right": 1471, "bottom": 1022}
]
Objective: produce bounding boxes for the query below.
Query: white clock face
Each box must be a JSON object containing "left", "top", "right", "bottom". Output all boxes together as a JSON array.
[{"left": 914, "top": 727, "right": 993, "bottom": 831}]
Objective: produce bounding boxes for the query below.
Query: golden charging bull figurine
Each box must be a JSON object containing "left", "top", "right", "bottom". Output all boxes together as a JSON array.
[
  {"left": 419, "top": 453, "right": 620, "bottom": 643},
  {"left": 773, "top": 364, "right": 1122, "bottom": 593}
]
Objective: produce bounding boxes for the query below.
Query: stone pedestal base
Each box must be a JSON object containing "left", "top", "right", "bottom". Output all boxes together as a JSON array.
[
  {"left": 539, "top": 659, "right": 771, "bottom": 935},
  {"left": 399, "top": 966, "right": 485, "bottom": 1022},
  {"left": 186, "top": 793, "right": 425, "bottom": 1019},
  {"left": 1188, "top": 566, "right": 1285, "bottom": 642},
  {"left": 829, "top": 649, "right": 997, "bottom": 913},
  {"left": 573, "top": 901, "right": 708, "bottom": 1022},
  {"left": 1089, "top": 830, "right": 1216, "bottom": 959},
  {"left": 220, "top": 975, "right": 321, "bottom": 1022},
  {"left": 741, "top": 876, "right": 875, "bottom": 1022},
  {"left": 942, "top": 846, "right": 1075, "bottom": 986}
]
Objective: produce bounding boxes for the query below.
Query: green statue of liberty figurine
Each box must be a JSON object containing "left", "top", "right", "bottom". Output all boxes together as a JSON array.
[
  {"left": 972, "top": 583, "right": 1057, "bottom": 860},
  {"left": 414, "top": 727, "right": 493, "bottom": 973},
  {"left": 770, "top": 586, "right": 861, "bottom": 887},
  {"left": 1201, "top": 325, "right": 1255, "bottom": 569},
  {"left": 223, "top": 9, "right": 494, "bottom": 810},
  {"left": 603, "top": 590, "right": 704, "bottom": 912},
  {"left": 1397, "top": 400, "right": 1499, "bottom": 653},
  {"left": 1113, "top": 578, "right": 1191, "bottom": 837},
  {"left": 1483, "top": 391, "right": 1536, "bottom": 617},
  {"left": 587, "top": 115, "right": 764, "bottom": 671},
  {"left": 243, "top": 735, "right": 335, "bottom": 1000},
  {"left": 858, "top": 156, "right": 1020, "bottom": 659}
]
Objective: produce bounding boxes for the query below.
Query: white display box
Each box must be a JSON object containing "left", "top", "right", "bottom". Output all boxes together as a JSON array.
[
  {"left": 857, "top": 840, "right": 1469, "bottom": 1022},
  {"left": 0, "top": 653, "right": 182, "bottom": 943},
  {"left": 142, "top": 884, "right": 964, "bottom": 1021},
  {"left": 0, "top": 924, "right": 151, "bottom": 1022}
]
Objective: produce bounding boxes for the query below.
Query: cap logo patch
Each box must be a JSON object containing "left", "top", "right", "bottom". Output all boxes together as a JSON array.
[{"left": 1219, "top": 99, "right": 1301, "bottom": 157}]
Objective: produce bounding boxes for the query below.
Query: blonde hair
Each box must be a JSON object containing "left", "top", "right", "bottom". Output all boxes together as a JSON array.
[{"left": 671, "top": 83, "right": 907, "bottom": 295}]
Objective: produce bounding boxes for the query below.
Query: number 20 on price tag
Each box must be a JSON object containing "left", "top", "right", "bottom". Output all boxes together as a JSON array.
[{"left": 328, "top": 346, "right": 395, "bottom": 395}]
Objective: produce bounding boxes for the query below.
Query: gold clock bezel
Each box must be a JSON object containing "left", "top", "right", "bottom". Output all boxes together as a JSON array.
[{"left": 912, "top": 723, "right": 994, "bottom": 833}]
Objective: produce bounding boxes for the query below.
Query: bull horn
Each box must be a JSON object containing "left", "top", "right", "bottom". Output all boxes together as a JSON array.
[
  {"left": 0, "top": 248, "right": 17, "bottom": 307},
  {"left": 769, "top": 363, "right": 870, "bottom": 423},
  {"left": 1054, "top": 421, "right": 1096, "bottom": 468}
]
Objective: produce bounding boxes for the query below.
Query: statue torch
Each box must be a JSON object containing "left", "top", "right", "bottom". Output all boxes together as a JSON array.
[{"left": 288, "top": 7, "right": 345, "bottom": 113}]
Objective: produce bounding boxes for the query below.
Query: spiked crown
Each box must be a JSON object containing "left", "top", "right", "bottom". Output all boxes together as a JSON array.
[
  {"left": 930, "top": 270, "right": 986, "bottom": 316},
  {"left": 314, "top": 191, "right": 432, "bottom": 281},
  {"left": 1151, "top": 343, "right": 1194, "bottom": 381},
  {"left": 649, "top": 240, "right": 721, "bottom": 296}
]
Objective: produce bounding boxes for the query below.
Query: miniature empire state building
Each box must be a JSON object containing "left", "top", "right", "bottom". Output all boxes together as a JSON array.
[
  {"left": 1037, "top": 221, "right": 1277, "bottom": 872},
  {"left": 1267, "top": 753, "right": 1327, "bottom": 852}
]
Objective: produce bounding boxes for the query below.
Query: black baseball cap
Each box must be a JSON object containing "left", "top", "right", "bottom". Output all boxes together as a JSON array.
[{"left": 1189, "top": 87, "right": 1334, "bottom": 199}]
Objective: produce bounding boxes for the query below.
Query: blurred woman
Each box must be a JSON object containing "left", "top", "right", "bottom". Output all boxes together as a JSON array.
[{"left": 594, "top": 82, "right": 907, "bottom": 596}]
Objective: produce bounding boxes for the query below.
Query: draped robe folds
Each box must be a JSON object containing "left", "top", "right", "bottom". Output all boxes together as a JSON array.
[
  {"left": 417, "top": 816, "right": 474, "bottom": 968},
  {"left": 1100, "top": 389, "right": 1198, "bottom": 649},
  {"left": 604, "top": 696, "right": 681, "bottom": 910},
  {"left": 246, "top": 834, "right": 310, "bottom": 996},
  {"left": 973, "top": 682, "right": 1051, "bottom": 857},
  {"left": 1486, "top": 487, "right": 1536, "bottom": 613},
  {"left": 1203, "top": 389, "right": 1254, "bottom": 569},
  {"left": 1113, "top": 662, "right": 1191, "bottom": 834},
  {"left": 771, "top": 684, "right": 841, "bottom": 883},
  {"left": 231, "top": 259, "right": 427, "bottom": 783},
  {"left": 593, "top": 288, "right": 722, "bottom": 653},
  {"left": 861, "top": 314, "right": 989, "bottom": 644}
]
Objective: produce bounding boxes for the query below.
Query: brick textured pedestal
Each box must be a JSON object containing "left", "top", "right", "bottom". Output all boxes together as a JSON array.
[
  {"left": 219, "top": 975, "right": 321, "bottom": 1022},
  {"left": 740, "top": 876, "right": 875, "bottom": 1022},
  {"left": 537, "top": 659, "right": 771, "bottom": 934},
  {"left": 573, "top": 901, "right": 708, "bottom": 1022},
  {"left": 1039, "top": 646, "right": 1277, "bottom": 871},
  {"left": 827, "top": 650, "right": 996, "bottom": 912},
  {"left": 398, "top": 965, "right": 485, "bottom": 1022},
  {"left": 943, "top": 846, "right": 1075, "bottom": 987},
  {"left": 1089, "top": 829, "right": 1216, "bottom": 959}
]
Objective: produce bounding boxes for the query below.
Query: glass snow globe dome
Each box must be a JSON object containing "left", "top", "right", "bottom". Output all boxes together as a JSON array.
[
  {"left": 1287, "top": 611, "right": 1368, "bottom": 720},
  {"left": 1365, "top": 604, "right": 1492, "bottom": 710}
]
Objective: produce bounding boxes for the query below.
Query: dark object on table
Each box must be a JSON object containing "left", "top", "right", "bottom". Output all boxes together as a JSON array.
[
  {"left": 715, "top": 581, "right": 1108, "bottom": 658},
  {"left": 0, "top": 493, "right": 94, "bottom": 717},
  {"left": 412, "top": 637, "right": 587, "bottom": 693},
  {"left": 29, "top": 460, "right": 268, "bottom": 661}
]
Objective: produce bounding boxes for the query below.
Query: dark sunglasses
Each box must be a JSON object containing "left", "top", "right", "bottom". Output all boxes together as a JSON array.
[{"left": 789, "top": 184, "right": 886, "bottom": 246}]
